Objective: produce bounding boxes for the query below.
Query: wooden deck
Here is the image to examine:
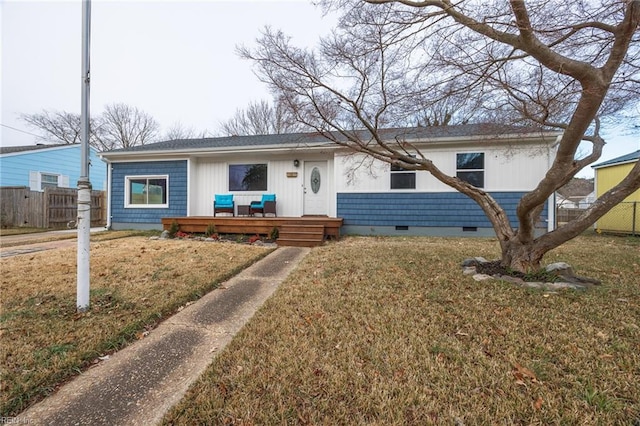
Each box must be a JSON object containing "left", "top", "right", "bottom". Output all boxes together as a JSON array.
[{"left": 161, "top": 216, "right": 344, "bottom": 240}]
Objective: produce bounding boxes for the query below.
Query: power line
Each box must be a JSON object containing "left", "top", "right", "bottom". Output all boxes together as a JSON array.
[{"left": 0, "top": 123, "right": 41, "bottom": 138}]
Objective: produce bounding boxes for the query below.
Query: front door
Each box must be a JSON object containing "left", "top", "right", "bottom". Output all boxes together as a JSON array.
[{"left": 303, "top": 161, "right": 328, "bottom": 216}]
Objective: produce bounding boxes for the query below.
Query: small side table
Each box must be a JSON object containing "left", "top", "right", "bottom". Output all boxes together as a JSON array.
[{"left": 237, "top": 205, "right": 251, "bottom": 216}]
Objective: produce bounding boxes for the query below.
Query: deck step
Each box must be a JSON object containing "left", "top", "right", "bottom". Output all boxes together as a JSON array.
[{"left": 277, "top": 225, "right": 325, "bottom": 247}]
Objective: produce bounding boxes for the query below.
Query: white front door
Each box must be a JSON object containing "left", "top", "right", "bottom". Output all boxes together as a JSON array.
[{"left": 303, "top": 161, "right": 328, "bottom": 216}]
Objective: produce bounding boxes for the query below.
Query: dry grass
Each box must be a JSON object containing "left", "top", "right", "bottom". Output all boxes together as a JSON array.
[
  {"left": 163, "top": 234, "right": 639, "bottom": 425},
  {"left": 0, "top": 236, "right": 273, "bottom": 416},
  {"left": 0, "top": 229, "right": 150, "bottom": 248},
  {"left": 0, "top": 228, "right": 49, "bottom": 237}
]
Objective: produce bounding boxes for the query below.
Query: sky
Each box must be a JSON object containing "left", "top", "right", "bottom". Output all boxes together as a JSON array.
[
  {"left": 1, "top": 0, "right": 638, "bottom": 178},
  {"left": 1, "top": 0, "right": 336, "bottom": 143}
]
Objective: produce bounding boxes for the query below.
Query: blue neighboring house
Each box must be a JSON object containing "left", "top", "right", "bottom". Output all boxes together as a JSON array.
[
  {"left": 100, "top": 124, "right": 562, "bottom": 236},
  {"left": 0, "top": 144, "right": 107, "bottom": 191}
]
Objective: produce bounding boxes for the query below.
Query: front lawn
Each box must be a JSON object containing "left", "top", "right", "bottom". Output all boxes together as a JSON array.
[
  {"left": 163, "top": 235, "right": 639, "bottom": 425},
  {"left": 0, "top": 236, "right": 273, "bottom": 416}
]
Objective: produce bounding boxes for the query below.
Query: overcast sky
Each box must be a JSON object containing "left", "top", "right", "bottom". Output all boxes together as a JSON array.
[
  {"left": 1, "top": 0, "right": 638, "bottom": 177},
  {"left": 1, "top": 0, "right": 336, "bottom": 144}
]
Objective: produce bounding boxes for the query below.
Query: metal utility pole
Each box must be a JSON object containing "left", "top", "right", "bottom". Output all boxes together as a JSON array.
[{"left": 77, "top": 0, "right": 92, "bottom": 312}]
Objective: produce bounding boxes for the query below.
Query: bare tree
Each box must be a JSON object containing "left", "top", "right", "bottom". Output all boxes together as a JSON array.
[
  {"left": 96, "top": 103, "right": 160, "bottom": 150},
  {"left": 21, "top": 110, "right": 85, "bottom": 145},
  {"left": 21, "top": 104, "right": 161, "bottom": 151},
  {"left": 241, "top": 0, "right": 640, "bottom": 272},
  {"left": 164, "top": 122, "right": 198, "bottom": 140},
  {"left": 218, "top": 98, "right": 309, "bottom": 136}
]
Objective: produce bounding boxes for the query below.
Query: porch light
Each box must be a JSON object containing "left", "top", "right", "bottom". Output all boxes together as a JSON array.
[{"left": 293, "top": 159, "right": 300, "bottom": 168}]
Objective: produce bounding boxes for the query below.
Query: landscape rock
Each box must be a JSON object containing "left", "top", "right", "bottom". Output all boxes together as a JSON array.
[
  {"left": 159, "top": 230, "right": 170, "bottom": 240},
  {"left": 463, "top": 259, "right": 599, "bottom": 290},
  {"left": 472, "top": 274, "right": 493, "bottom": 281},
  {"left": 545, "top": 262, "right": 601, "bottom": 286},
  {"left": 462, "top": 266, "right": 477, "bottom": 275},
  {"left": 545, "top": 262, "right": 575, "bottom": 276},
  {"left": 461, "top": 257, "right": 489, "bottom": 267}
]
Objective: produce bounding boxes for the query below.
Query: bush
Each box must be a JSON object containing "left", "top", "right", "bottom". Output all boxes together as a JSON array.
[
  {"left": 168, "top": 220, "right": 179, "bottom": 238},
  {"left": 205, "top": 223, "right": 217, "bottom": 238},
  {"left": 269, "top": 226, "right": 279, "bottom": 241}
]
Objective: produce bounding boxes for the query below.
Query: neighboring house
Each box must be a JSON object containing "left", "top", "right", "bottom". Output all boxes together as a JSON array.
[
  {"left": 99, "top": 124, "right": 561, "bottom": 236},
  {"left": 556, "top": 177, "right": 594, "bottom": 209},
  {"left": 0, "top": 144, "right": 107, "bottom": 191},
  {"left": 592, "top": 150, "right": 640, "bottom": 234},
  {"left": 579, "top": 191, "right": 596, "bottom": 209}
]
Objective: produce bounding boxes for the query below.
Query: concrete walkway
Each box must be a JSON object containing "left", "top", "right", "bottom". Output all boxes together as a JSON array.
[{"left": 18, "top": 246, "right": 311, "bottom": 426}]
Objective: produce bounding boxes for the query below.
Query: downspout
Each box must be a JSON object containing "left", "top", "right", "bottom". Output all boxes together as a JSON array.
[
  {"left": 186, "top": 158, "right": 191, "bottom": 217},
  {"left": 547, "top": 134, "right": 562, "bottom": 233},
  {"left": 105, "top": 159, "right": 112, "bottom": 229}
]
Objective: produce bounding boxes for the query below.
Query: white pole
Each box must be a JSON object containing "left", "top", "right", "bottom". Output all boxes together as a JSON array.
[{"left": 77, "top": 0, "right": 92, "bottom": 312}]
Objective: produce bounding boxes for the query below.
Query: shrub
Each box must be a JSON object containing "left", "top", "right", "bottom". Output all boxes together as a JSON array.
[
  {"left": 269, "top": 226, "right": 279, "bottom": 241},
  {"left": 168, "top": 220, "right": 180, "bottom": 238},
  {"left": 205, "top": 223, "right": 217, "bottom": 237}
]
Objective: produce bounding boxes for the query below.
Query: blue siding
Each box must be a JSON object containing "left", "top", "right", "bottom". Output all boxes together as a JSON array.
[
  {"left": 337, "top": 192, "right": 546, "bottom": 228},
  {"left": 111, "top": 161, "right": 187, "bottom": 226},
  {"left": 0, "top": 145, "right": 107, "bottom": 190}
]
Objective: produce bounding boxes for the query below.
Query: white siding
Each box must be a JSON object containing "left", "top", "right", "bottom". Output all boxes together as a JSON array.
[
  {"left": 335, "top": 143, "right": 553, "bottom": 193},
  {"left": 190, "top": 154, "right": 334, "bottom": 216}
]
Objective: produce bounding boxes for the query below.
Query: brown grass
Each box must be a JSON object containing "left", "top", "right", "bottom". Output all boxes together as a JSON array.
[
  {"left": 163, "top": 234, "right": 640, "bottom": 425},
  {"left": 0, "top": 228, "right": 49, "bottom": 236},
  {"left": 0, "top": 229, "right": 150, "bottom": 248},
  {"left": 0, "top": 236, "right": 273, "bottom": 416}
]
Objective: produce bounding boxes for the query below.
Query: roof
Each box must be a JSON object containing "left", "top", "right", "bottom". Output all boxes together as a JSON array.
[
  {"left": 101, "top": 124, "right": 560, "bottom": 157},
  {"left": 557, "top": 177, "right": 594, "bottom": 198},
  {"left": 592, "top": 150, "right": 640, "bottom": 169},
  {"left": 0, "top": 143, "right": 77, "bottom": 155}
]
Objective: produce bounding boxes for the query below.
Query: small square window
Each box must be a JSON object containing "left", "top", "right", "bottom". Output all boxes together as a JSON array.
[{"left": 41, "top": 173, "right": 59, "bottom": 189}]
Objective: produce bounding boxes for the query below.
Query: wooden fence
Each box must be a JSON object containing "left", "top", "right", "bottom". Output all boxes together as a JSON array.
[
  {"left": 556, "top": 207, "right": 586, "bottom": 225},
  {"left": 1, "top": 186, "right": 106, "bottom": 229}
]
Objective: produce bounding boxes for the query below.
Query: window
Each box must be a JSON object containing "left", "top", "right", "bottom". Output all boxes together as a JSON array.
[
  {"left": 40, "top": 173, "right": 59, "bottom": 189},
  {"left": 390, "top": 163, "right": 416, "bottom": 190},
  {"left": 456, "top": 153, "right": 484, "bottom": 188},
  {"left": 229, "top": 164, "right": 267, "bottom": 191},
  {"left": 126, "top": 176, "right": 168, "bottom": 207}
]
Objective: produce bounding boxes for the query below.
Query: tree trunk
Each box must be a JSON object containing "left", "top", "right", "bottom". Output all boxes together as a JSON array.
[{"left": 501, "top": 238, "right": 547, "bottom": 273}]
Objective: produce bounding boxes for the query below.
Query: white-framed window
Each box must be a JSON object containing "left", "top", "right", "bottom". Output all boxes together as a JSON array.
[
  {"left": 40, "top": 173, "right": 59, "bottom": 189},
  {"left": 29, "top": 171, "right": 69, "bottom": 191},
  {"left": 228, "top": 164, "right": 268, "bottom": 191},
  {"left": 390, "top": 163, "right": 416, "bottom": 190},
  {"left": 456, "top": 152, "right": 485, "bottom": 188},
  {"left": 125, "top": 175, "right": 169, "bottom": 208}
]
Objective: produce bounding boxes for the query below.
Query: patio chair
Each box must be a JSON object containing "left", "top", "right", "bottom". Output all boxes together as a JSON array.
[
  {"left": 213, "top": 194, "right": 235, "bottom": 216},
  {"left": 250, "top": 194, "right": 276, "bottom": 216}
]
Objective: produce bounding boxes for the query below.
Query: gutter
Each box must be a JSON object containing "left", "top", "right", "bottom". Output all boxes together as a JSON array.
[{"left": 98, "top": 131, "right": 562, "bottom": 161}]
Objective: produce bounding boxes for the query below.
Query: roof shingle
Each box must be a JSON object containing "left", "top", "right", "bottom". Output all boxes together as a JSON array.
[{"left": 103, "top": 124, "right": 556, "bottom": 154}]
